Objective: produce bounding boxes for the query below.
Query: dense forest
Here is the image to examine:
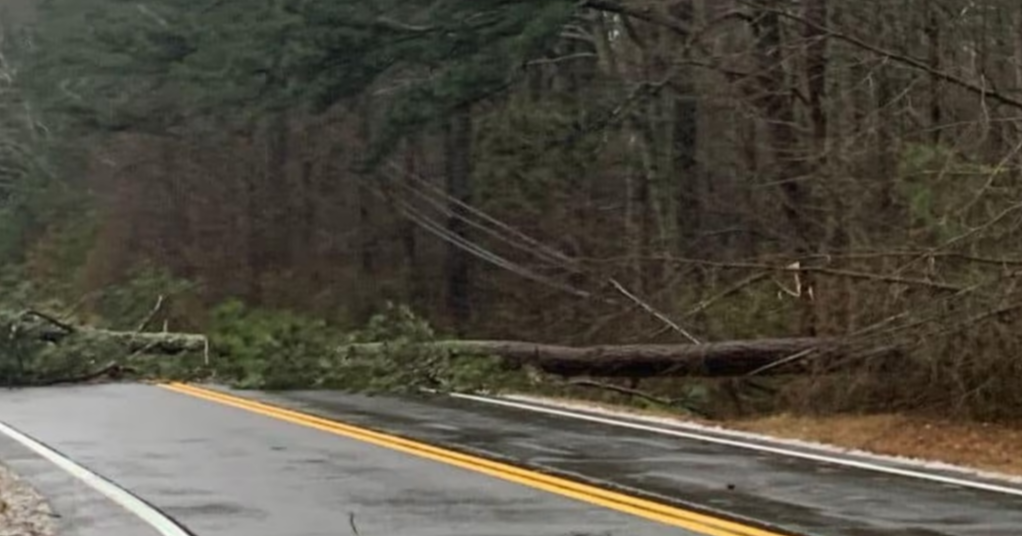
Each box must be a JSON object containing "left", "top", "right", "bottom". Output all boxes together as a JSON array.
[{"left": 3, "top": 0, "right": 1022, "bottom": 419}]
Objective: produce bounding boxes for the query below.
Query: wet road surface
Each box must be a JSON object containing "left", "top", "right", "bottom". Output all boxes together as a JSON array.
[
  {"left": 211, "top": 386, "right": 1022, "bottom": 536},
  {"left": 0, "top": 384, "right": 737, "bottom": 536},
  {"left": 1, "top": 383, "right": 1020, "bottom": 536}
]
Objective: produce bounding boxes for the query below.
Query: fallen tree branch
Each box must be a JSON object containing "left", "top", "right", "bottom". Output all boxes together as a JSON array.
[
  {"left": 21, "top": 310, "right": 76, "bottom": 334},
  {"left": 136, "top": 295, "right": 165, "bottom": 332},
  {"left": 609, "top": 278, "right": 701, "bottom": 344},
  {"left": 745, "top": 347, "right": 816, "bottom": 376},
  {"left": 565, "top": 378, "right": 710, "bottom": 417},
  {"left": 645, "top": 272, "right": 772, "bottom": 340},
  {"left": 339, "top": 337, "right": 837, "bottom": 378},
  {"left": 3, "top": 311, "right": 207, "bottom": 354},
  {"left": 59, "top": 329, "right": 207, "bottom": 354},
  {"left": 33, "top": 361, "right": 137, "bottom": 387},
  {"left": 2, "top": 309, "right": 209, "bottom": 387},
  {"left": 646, "top": 258, "right": 968, "bottom": 292}
]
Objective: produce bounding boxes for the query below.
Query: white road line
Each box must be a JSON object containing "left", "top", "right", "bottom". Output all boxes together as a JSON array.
[
  {"left": 450, "top": 392, "right": 1022, "bottom": 498},
  {"left": 0, "top": 420, "right": 191, "bottom": 536}
]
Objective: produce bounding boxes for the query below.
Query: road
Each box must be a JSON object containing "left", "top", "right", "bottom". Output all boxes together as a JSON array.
[{"left": 0, "top": 383, "right": 1019, "bottom": 536}]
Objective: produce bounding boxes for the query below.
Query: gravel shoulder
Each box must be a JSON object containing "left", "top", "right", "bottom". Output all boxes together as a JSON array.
[{"left": 0, "top": 462, "right": 56, "bottom": 536}]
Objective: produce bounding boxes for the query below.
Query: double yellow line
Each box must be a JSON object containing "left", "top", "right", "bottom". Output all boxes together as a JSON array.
[{"left": 161, "top": 383, "right": 790, "bottom": 536}]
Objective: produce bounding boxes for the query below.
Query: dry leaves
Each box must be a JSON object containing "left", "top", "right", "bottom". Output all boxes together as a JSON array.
[
  {"left": 0, "top": 463, "right": 57, "bottom": 536},
  {"left": 732, "top": 413, "right": 1022, "bottom": 477}
]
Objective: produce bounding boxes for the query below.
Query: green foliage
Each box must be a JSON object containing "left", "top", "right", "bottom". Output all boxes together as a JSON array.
[
  {"left": 208, "top": 299, "right": 338, "bottom": 389},
  {"left": 0, "top": 266, "right": 37, "bottom": 308},
  {"left": 340, "top": 302, "right": 517, "bottom": 394},
  {"left": 474, "top": 97, "right": 597, "bottom": 220},
  {"left": 208, "top": 300, "right": 518, "bottom": 393},
  {"left": 0, "top": 309, "right": 119, "bottom": 386},
  {"left": 0, "top": 312, "right": 38, "bottom": 385},
  {"left": 0, "top": 261, "right": 204, "bottom": 387},
  {"left": 90, "top": 263, "right": 197, "bottom": 330},
  {"left": 896, "top": 143, "right": 1002, "bottom": 242},
  {"left": 0, "top": 12, "right": 75, "bottom": 267},
  {"left": 26, "top": 0, "right": 576, "bottom": 158}
]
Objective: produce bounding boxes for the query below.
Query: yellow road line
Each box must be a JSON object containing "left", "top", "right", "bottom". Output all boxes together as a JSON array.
[{"left": 160, "top": 382, "right": 792, "bottom": 536}]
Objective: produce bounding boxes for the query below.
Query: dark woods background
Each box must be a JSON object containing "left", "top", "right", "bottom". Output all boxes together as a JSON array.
[{"left": 4, "top": 0, "right": 1022, "bottom": 417}]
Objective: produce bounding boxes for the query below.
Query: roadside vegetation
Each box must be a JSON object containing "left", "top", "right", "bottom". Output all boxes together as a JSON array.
[{"left": 3, "top": 0, "right": 1022, "bottom": 429}]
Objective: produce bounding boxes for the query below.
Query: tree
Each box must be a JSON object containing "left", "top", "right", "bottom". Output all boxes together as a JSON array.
[{"left": 11, "top": 0, "right": 1022, "bottom": 417}]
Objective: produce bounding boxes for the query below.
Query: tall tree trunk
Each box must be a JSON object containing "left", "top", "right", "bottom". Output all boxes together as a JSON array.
[
  {"left": 240, "top": 129, "right": 263, "bottom": 302},
  {"left": 805, "top": 0, "right": 842, "bottom": 333},
  {"left": 444, "top": 106, "right": 473, "bottom": 333},
  {"left": 293, "top": 160, "right": 314, "bottom": 267},
  {"left": 668, "top": 1, "right": 699, "bottom": 256},
  {"left": 161, "top": 136, "right": 196, "bottom": 280},
  {"left": 752, "top": 7, "right": 817, "bottom": 335},
  {"left": 1014, "top": 7, "right": 1022, "bottom": 91},
  {"left": 872, "top": 6, "right": 899, "bottom": 244},
  {"left": 357, "top": 97, "right": 377, "bottom": 281},
  {"left": 402, "top": 137, "right": 422, "bottom": 308},
  {"left": 925, "top": 4, "right": 943, "bottom": 145},
  {"left": 243, "top": 111, "right": 290, "bottom": 304},
  {"left": 264, "top": 110, "right": 290, "bottom": 271},
  {"left": 805, "top": 0, "right": 828, "bottom": 155}
]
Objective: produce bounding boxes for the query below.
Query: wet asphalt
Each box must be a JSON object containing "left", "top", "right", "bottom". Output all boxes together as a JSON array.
[
  {"left": 231, "top": 388, "right": 1022, "bottom": 536},
  {"left": 0, "top": 384, "right": 697, "bottom": 536},
  {"left": 1, "top": 384, "right": 1021, "bottom": 536}
]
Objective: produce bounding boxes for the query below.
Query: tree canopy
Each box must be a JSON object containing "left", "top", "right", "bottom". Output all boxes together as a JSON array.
[
  {"left": 6, "top": 0, "right": 1022, "bottom": 419},
  {"left": 26, "top": 0, "right": 576, "bottom": 151}
]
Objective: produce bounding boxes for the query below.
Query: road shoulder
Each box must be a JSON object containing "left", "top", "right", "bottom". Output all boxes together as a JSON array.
[
  {"left": 0, "top": 458, "right": 57, "bottom": 536},
  {"left": 0, "top": 427, "right": 160, "bottom": 536},
  {"left": 493, "top": 393, "right": 1022, "bottom": 486}
]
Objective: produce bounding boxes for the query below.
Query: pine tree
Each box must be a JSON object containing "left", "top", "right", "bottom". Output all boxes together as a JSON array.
[{"left": 27, "top": 0, "right": 577, "bottom": 154}]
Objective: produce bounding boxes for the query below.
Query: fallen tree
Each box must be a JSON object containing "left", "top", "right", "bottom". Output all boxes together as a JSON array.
[
  {"left": 1, "top": 309, "right": 208, "bottom": 387},
  {"left": 10, "top": 310, "right": 208, "bottom": 354},
  {"left": 2, "top": 306, "right": 860, "bottom": 388},
  {"left": 338, "top": 337, "right": 840, "bottom": 378}
]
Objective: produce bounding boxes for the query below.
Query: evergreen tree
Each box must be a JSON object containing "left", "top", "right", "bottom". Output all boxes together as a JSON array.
[{"left": 26, "top": 0, "right": 577, "bottom": 155}]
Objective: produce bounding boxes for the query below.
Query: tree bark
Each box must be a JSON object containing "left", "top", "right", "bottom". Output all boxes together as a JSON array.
[
  {"left": 444, "top": 105, "right": 474, "bottom": 332},
  {"left": 339, "top": 337, "right": 838, "bottom": 378},
  {"left": 9, "top": 314, "right": 207, "bottom": 354},
  {"left": 751, "top": 7, "right": 817, "bottom": 336},
  {"left": 925, "top": 3, "right": 943, "bottom": 144}
]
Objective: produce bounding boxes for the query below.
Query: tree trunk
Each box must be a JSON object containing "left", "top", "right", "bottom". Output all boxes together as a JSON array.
[
  {"left": 668, "top": 1, "right": 699, "bottom": 256},
  {"left": 925, "top": 4, "right": 943, "bottom": 145},
  {"left": 444, "top": 106, "right": 474, "bottom": 333},
  {"left": 339, "top": 337, "right": 841, "bottom": 378},
  {"left": 402, "top": 137, "right": 423, "bottom": 308},
  {"left": 5, "top": 312, "right": 207, "bottom": 354},
  {"left": 357, "top": 96, "right": 377, "bottom": 282},
  {"left": 262, "top": 110, "right": 290, "bottom": 290},
  {"left": 752, "top": 7, "right": 816, "bottom": 336}
]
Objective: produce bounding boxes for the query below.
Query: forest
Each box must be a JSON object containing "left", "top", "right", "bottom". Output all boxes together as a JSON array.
[{"left": 2, "top": 0, "right": 1022, "bottom": 420}]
